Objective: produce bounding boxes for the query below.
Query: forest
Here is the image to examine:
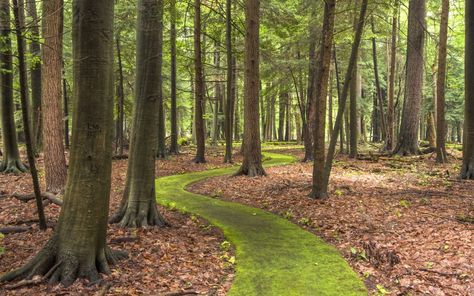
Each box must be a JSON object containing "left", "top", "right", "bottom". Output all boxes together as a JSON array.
[{"left": 0, "top": 0, "right": 472, "bottom": 295}]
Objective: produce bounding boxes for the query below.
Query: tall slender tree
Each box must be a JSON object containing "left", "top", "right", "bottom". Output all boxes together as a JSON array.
[
  {"left": 224, "top": 0, "right": 235, "bottom": 163},
  {"left": 385, "top": 1, "right": 398, "bottom": 152},
  {"left": 156, "top": 0, "right": 166, "bottom": 159},
  {"left": 169, "top": 0, "right": 180, "bottom": 155},
  {"left": 26, "top": 0, "right": 42, "bottom": 150},
  {"left": 310, "top": 0, "right": 336, "bottom": 199},
  {"left": 0, "top": 0, "right": 126, "bottom": 285},
  {"left": 111, "top": 0, "right": 168, "bottom": 227},
  {"left": 0, "top": 0, "right": 26, "bottom": 174},
  {"left": 394, "top": 0, "right": 426, "bottom": 155},
  {"left": 236, "top": 0, "right": 265, "bottom": 177},
  {"left": 193, "top": 0, "right": 206, "bottom": 163},
  {"left": 312, "top": 0, "right": 368, "bottom": 197},
  {"left": 462, "top": 0, "right": 474, "bottom": 179},
  {"left": 42, "top": 0, "right": 67, "bottom": 193},
  {"left": 436, "top": 0, "right": 449, "bottom": 163}
]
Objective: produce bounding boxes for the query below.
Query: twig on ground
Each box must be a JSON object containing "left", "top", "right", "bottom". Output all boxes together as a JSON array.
[{"left": 0, "top": 226, "right": 31, "bottom": 234}]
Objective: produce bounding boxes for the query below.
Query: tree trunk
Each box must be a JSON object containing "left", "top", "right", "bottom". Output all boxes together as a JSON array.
[
  {"left": 224, "top": 0, "right": 235, "bottom": 163},
  {"left": 12, "top": 0, "right": 47, "bottom": 230},
  {"left": 394, "top": 0, "right": 426, "bottom": 155},
  {"left": 211, "top": 41, "right": 220, "bottom": 147},
  {"left": 236, "top": 0, "right": 265, "bottom": 177},
  {"left": 115, "top": 35, "right": 125, "bottom": 156},
  {"left": 319, "top": 0, "right": 368, "bottom": 197},
  {"left": 0, "top": 0, "right": 126, "bottom": 286},
  {"left": 462, "top": 0, "right": 474, "bottom": 179},
  {"left": 63, "top": 75, "right": 70, "bottom": 150},
  {"left": 193, "top": 0, "right": 206, "bottom": 163},
  {"left": 26, "top": 0, "right": 42, "bottom": 151},
  {"left": 349, "top": 3, "right": 360, "bottom": 159},
  {"left": 385, "top": 2, "right": 398, "bottom": 152},
  {"left": 0, "top": 0, "right": 27, "bottom": 174},
  {"left": 169, "top": 0, "right": 179, "bottom": 155},
  {"left": 111, "top": 0, "right": 167, "bottom": 228},
  {"left": 278, "top": 88, "right": 286, "bottom": 142},
  {"left": 42, "top": 0, "right": 67, "bottom": 193},
  {"left": 156, "top": 2, "right": 166, "bottom": 159},
  {"left": 310, "top": 0, "right": 336, "bottom": 199},
  {"left": 436, "top": 0, "right": 449, "bottom": 163},
  {"left": 371, "top": 17, "right": 386, "bottom": 142}
]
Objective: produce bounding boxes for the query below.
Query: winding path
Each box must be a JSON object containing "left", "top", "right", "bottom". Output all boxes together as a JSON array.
[{"left": 156, "top": 152, "right": 367, "bottom": 296}]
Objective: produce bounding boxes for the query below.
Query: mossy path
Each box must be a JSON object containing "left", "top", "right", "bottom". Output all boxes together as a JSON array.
[{"left": 156, "top": 152, "right": 367, "bottom": 296}]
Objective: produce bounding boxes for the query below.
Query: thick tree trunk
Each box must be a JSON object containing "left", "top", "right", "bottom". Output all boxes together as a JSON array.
[
  {"left": 42, "top": 0, "right": 67, "bottom": 193},
  {"left": 236, "top": 0, "right": 265, "bottom": 177},
  {"left": 0, "top": 0, "right": 126, "bottom": 286},
  {"left": 349, "top": 3, "right": 360, "bottom": 159},
  {"left": 436, "top": 0, "right": 449, "bottom": 163},
  {"left": 385, "top": 2, "right": 398, "bottom": 152},
  {"left": 169, "top": 0, "right": 179, "bottom": 155},
  {"left": 394, "top": 0, "right": 426, "bottom": 155},
  {"left": 0, "top": 0, "right": 27, "bottom": 174},
  {"left": 26, "top": 0, "right": 42, "bottom": 151},
  {"left": 224, "top": 0, "right": 234, "bottom": 163},
  {"left": 193, "top": 0, "right": 206, "bottom": 163},
  {"left": 462, "top": 0, "right": 474, "bottom": 179},
  {"left": 310, "top": 0, "right": 336, "bottom": 199},
  {"left": 112, "top": 0, "right": 168, "bottom": 227}
]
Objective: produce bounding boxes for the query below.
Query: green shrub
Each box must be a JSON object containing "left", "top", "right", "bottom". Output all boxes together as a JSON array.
[{"left": 178, "top": 137, "right": 190, "bottom": 146}]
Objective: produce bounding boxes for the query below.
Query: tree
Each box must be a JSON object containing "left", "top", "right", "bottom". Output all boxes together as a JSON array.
[
  {"left": 111, "top": 0, "right": 168, "bottom": 227},
  {"left": 42, "top": 0, "right": 68, "bottom": 193},
  {"left": 235, "top": 0, "right": 265, "bottom": 177},
  {"left": 349, "top": 1, "right": 360, "bottom": 159},
  {"left": 115, "top": 35, "right": 125, "bottom": 156},
  {"left": 385, "top": 1, "right": 398, "bottom": 152},
  {"left": 223, "top": 0, "right": 235, "bottom": 163},
  {"left": 193, "top": 0, "right": 206, "bottom": 163},
  {"left": 310, "top": 0, "right": 336, "bottom": 199},
  {"left": 169, "top": 0, "right": 180, "bottom": 155},
  {"left": 436, "top": 0, "right": 449, "bottom": 163},
  {"left": 394, "top": 0, "right": 426, "bottom": 155},
  {"left": 26, "top": 0, "right": 42, "bottom": 150},
  {"left": 462, "top": 0, "right": 474, "bottom": 179},
  {"left": 0, "top": 0, "right": 126, "bottom": 285},
  {"left": 156, "top": 0, "right": 166, "bottom": 159},
  {"left": 312, "top": 0, "right": 368, "bottom": 197},
  {"left": 0, "top": 0, "right": 27, "bottom": 174}
]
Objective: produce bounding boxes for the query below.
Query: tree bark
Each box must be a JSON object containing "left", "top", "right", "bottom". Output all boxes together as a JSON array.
[
  {"left": 436, "top": 0, "right": 449, "bottom": 163},
  {"left": 115, "top": 35, "right": 125, "bottom": 156},
  {"left": 0, "top": 0, "right": 27, "bottom": 174},
  {"left": 385, "top": 2, "right": 398, "bottom": 152},
  {"left": 371, "top": 17, "right": 386, "bottom": 142},
  {"left": 349, "top": 2, "right": 360, "bottom": 159},
  {"left": 156, "top": 1, "right": 166, "bottom": 159},
  {"left": 235, "top": 0, "right": 265, "bottom": 177},
  {"left": 12, "top": 0, "right": 47, "bottom": 230},
  {"left": 42, "top": 0, "right": 67, "bottom": 193},
  {"left": 26, "top": 0, "right": 42, "bottom": 151},
  {"left": 0, "top": 0, "right": 126, "bottom": 286},
  {"left": 462, "top": 0, "right": 474, "bottom": 179},
  {"left": 310, "top": 0, "right": 336, "bottom": 199},
  {"left": 394, "top": 0, "right": 426, "bottom": 155},
  {"left": 169, "top": 0, "right": 179, "bottom": 155},
  {"left": 193, "top": 0, "right": 206, "bottom": 163},
  {"left": 111, "top": 0, "right": 167, "bottom": 228},
  {"left": 224, "top": 0, "right": 234, "bottom": 163}
]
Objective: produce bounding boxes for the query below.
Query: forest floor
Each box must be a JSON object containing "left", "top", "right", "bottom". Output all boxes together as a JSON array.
[
  {"left": 0, "top": 146, "right": 240, "bottom": 296},
  {"left": 190, "top": 146, "right": 474, "bottom": 296}
]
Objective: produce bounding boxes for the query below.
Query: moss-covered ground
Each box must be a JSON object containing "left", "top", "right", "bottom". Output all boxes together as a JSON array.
[{"left": 156, "top": 152, "right": 367, "bottom": 296}]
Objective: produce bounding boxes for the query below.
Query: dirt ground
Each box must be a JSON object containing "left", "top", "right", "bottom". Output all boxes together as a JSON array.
[
  {"left": 0, "top": 146, "right": 237, "bottom": 295},
  {"left": 190, "top": 148, "right": 474, "bottom": 296}
]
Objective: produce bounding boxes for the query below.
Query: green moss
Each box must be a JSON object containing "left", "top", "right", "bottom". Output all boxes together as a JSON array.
[{"left": 156, "top": 152, "right": 367, "bottom": 296}]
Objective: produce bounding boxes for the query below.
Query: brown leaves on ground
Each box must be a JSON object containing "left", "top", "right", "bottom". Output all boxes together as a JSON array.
[
  {"left": 0, "top": 147, "right": 237, "bottom": 295},
  {"left": 190, "top": 150, "right": 474, "bottom": 296}
]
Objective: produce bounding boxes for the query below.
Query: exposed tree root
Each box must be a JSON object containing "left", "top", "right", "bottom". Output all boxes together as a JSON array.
[
  {"left": 460, "top": 160, "right": 474, "bottom": 179},
  {"left": 110, "top": 200, "right": 169, "bottom": 228},
  {"left": 11, "top": 192, "right": 63, "bottom": 206},
  {"left": 193, "top": 156, "right": 206, "bottom": 164},
  {"left": 112, "top": 154, "right": 129, "bottom": 160},
  {"left": 234, "top": 164, "right": 266, "bottom": 177},
  {"left": 0, "top": 159, "right": 28, "bottom": 174},
  {"left": 0, "top": 236, "right": 127, "bottom": 287}
]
